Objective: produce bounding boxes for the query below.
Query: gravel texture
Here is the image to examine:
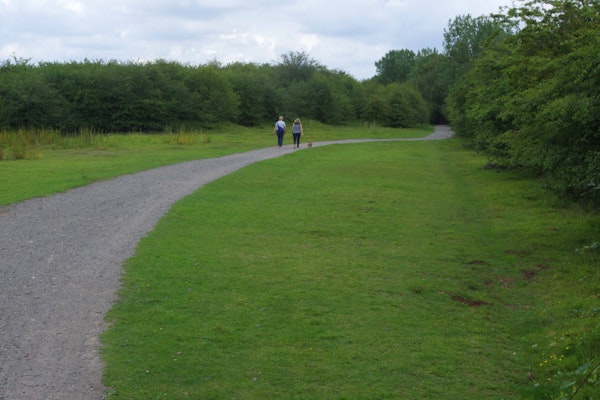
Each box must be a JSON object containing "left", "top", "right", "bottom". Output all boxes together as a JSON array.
[{"left": 0, "top": 126, "right": 452, "bottom": 399}]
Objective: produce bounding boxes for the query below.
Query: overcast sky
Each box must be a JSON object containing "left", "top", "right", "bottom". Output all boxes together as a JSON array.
[{"left": 0, "top": 0, "right": 511, "bottom": 80}]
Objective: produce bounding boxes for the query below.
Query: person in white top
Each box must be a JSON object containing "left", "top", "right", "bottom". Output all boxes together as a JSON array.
[{"left": 273, "top": 116, "right": 286, "bottom": 148}]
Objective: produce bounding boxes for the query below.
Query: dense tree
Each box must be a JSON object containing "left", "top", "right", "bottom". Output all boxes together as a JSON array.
[
  {"left": 0, "top": 61, "right": 69, "bottom": 129},
  {"left": 0, "top": 44, "right": 442, "bottom": 132},
  {"left": 184, "top": 65, "right": 239, "bottom": 128},
  {"left": 447, "top": 0, "right": 600, "bottom": 206},
  {"left": 373, "top": 48, "right": 449, "bottom": 124},
  {"left": 223, "top": 62, "right": 275, "bottom": 126},
  {"left": 374, "top": 49, "right": 416, "bottom": 85},
  {"left": 310, "top": 71, "right": 358, "bottom": 124},
  {"left": 275, "top": 51, "right": 325, "bottom": 83},
  {"left": 408, "top": 48, "right": 450, "bottom": 124},
  {"left": 443, "top": 14, "right": 506, "bottom": 79},
  {"left": 358, "top": 80, "right": 390, "bottom": 124},
  {"left": 357, "top": 80, "right": 428, "bottom": 128}
]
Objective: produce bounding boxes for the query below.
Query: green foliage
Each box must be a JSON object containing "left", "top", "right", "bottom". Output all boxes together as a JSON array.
[
  {"left": 443, "top": 14, "right": 507, "bottom": 77},
  {"left": 0, "top": 59, "right": 239, "bottom": 132},
  {"left": 0, "top": 61, "right": 69, "bottom": 129},
  {"left": 409, "top": 48, "right": 451, "bottom": 123},
  {"left": 359, "top": 81, "right": 428, "bottom": 127},
  {"left": 447, "top": 0, "right": 600, "bottom": 207},
  {"left": 274, "top": 50, "right": 325, "bottom": 82},
  {"left": 373, "top": 47, "right": 454, "bottom": 124},
  {"left": 375, "top": 49, "right": 416, "bottom": 84},
  {"left": 372, "top": 14, "right": 505, "bottom": 126},
  {"left": 0, "top": 47, "right": 442, "bottom": 133},
  {"left": 223, "top": 63, "right": 276, "bottom": 126},
  {"left": 185, "top": 66, "right": 239, "bottom": 128}
]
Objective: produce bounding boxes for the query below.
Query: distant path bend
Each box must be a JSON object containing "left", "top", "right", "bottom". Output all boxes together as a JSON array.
[{"left": 0, "top": 126, "right": 453, "bottom": 399}]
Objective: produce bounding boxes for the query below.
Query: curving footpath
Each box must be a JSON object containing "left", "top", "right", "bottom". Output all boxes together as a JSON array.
[{"left": 0, "top": 126, "right": 453, "bottom": 399}]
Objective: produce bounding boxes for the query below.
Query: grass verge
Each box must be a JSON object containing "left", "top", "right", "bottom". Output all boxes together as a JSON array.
[{"left": 101, "top": 139, "right": 599, "bottom": 399}]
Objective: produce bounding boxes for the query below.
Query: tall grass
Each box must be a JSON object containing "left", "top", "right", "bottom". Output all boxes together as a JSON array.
[
  {"left": 0, "top": 128, "right": 50, "bottom": 159},
  {"left": 101, "top": 139, "right": 599, "bottom": 399},
  {"left": 0, "top": 127, "right": 111, "bottom": 160}
]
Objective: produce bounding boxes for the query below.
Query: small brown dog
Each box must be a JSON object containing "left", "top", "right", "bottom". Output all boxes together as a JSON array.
[{"left": 307, "top": 141, "right": 312, "bottom": 148}]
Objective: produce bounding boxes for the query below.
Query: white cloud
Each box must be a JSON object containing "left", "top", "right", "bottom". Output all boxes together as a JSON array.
[
  {"left": 58, "top": 0, "right": 84, "bottom": 14},
  {"left": 0, "top": 0, "right": 510, "bottom": 79}
]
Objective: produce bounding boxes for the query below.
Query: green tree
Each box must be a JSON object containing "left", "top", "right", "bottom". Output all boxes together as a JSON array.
[
  {"left": 448, "top": 0, "right": 600, "bottom": 206},
  {"left": 443, "top": 14, "right": 506, "bottom": 81},
  {"left": 409, "top": 48, "right": 451, "bottom": 123},
  {"left": 275, "top": 51, "right": 325, "bottom": 83},
  {"left": 383, "top": 83, "right": 428, "bottom": 128},
  {"left": 0, "top": 60, "right": 69, "bottom": 129},
  {"left": 359, "top": 81, "right": 427, "bottom": 128},
  {"left": 184, "top": 65, "right": 239, "bottom": 128},
  {"left": 224, "top": 62, "right": 275, "bottom": 126},
  {"left": 308, "top": 71, "right": 357, "bottom": 124},
  {"left": 374, "top": 49, "right": 416, "bottom": 85}
]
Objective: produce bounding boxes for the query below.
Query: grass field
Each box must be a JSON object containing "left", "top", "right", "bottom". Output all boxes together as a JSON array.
[
  {"left": 0, "top": 123, "right": 426, "bottom": 206},
  {"left": 2, "top": 125, "right": 598, "bottom": 398},
  {"left": 94, "top": 137, "right": 599, "bottom": 399}
]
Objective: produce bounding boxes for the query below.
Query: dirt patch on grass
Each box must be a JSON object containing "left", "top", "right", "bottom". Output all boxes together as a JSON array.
[
  {"left": 521, "top": 264, "right": 551, "bottom": 281},
  {"left": 450, "top": 294, "right": 492, "bottom": 307}
]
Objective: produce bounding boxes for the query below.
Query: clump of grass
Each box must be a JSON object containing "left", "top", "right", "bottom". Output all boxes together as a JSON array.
[
  {"left": 161, "top": 127, "right": 199, "bottom": 146},
  {"left": 176, "top": 131, "right": 196, "bottom": 145},
  {"left": 0, "top": 127, "right": 113, "bottom": 159},
  {"left": 6, "top": 128, "right": 45, "bottom": 159},
  {"left": 54, "top": 128, "right": 110, "bottom": 149},
  {"left": 162, "top": 129, "right": 211, "bottom": 145},
  {"left": 11, "top": 135, "right": 29, "bottom": 159},
  {"left": 199, "top": 133, "right": 211, "bottom": 144}
]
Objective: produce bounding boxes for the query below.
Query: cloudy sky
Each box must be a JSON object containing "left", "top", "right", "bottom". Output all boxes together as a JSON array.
[{"left": 0, "top": 0, "right": 510, "bottom": 80}]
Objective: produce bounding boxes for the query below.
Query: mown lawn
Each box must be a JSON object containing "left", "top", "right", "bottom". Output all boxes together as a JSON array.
[{"left": 101, "top": 138, "right": 600, "bottom": 399}]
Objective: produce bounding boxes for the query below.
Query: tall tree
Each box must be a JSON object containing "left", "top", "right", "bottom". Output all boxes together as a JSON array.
[
  {"left": 374, "top": 49, "right": 416, "bottom": 85},
  {"left": 443, "top": 14, "right": 506, "bottom": 80},
  {"left": 275, "top": 51, "right": 325, "bottom": 83}
]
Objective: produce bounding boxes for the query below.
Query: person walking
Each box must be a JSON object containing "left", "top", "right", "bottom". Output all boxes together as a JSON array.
[
  {"left": 274, "top": 116, "right": 286, "bottom": 148},
  {"left": 292, "top": 118, "right": 303, "bottom": 149}
]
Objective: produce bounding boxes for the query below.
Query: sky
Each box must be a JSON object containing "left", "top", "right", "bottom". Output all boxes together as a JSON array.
[{"left": 0, "top": 0, "right": 511, "bottom": 80}]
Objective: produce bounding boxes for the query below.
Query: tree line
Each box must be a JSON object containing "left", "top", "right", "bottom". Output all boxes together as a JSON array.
[
  {"left": 0, "top": 51, "right": 431, "bottom": 133},
  {"left": 1, "top": 0, "right": 598, "bottom": 206}
]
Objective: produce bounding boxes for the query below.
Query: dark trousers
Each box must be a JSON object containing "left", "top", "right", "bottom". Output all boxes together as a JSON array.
[
  {"left": 293, "top": 133, "right": 301, "bottom": 146},
  {"left": 276, "top": 132, "right": 284, "bottom": 147}
]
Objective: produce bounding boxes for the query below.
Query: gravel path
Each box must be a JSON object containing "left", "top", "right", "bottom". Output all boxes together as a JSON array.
[{"left": 0, "top": 126, "right": 453, "bottom": 399}]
